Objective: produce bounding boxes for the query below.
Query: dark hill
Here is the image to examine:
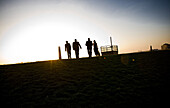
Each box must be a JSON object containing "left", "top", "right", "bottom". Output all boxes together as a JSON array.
[{"left": 0, "top": 50, "right": 170, "bottom": 107}]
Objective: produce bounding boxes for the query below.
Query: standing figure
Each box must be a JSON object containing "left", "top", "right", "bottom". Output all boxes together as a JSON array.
[
  {"left": 93, "top": 40, "right": 100, "bottom": 56},
  {"left": 85, "top": 38, "right": 92, "bottom": 58},
  {"left": 73, "top": 39, "right": 82, "bottom": 59},
  {"left": 65, "top": 41, "right": 71, "bottom": 59}
]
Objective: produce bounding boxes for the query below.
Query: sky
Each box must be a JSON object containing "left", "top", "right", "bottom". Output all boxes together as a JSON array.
[{"left": 0, "top": 0, "right": 170, "bottom": 64}]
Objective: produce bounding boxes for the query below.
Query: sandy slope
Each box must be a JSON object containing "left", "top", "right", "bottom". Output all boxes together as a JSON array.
[{"left": 0, "top": 50, "right": 169, "bottom": 107}]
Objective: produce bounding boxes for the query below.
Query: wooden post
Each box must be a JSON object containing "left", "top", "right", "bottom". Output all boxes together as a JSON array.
[
  {"left": 150, "top": 45, "right": 152, "bottom": 51},
  {"left": 58, "top": 46, "right": 61, "bottom": 60}
]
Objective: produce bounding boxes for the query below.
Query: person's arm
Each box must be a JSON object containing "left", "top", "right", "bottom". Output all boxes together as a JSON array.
[{"left": 79, "top": 43, "right": 82, "bottom": 49}]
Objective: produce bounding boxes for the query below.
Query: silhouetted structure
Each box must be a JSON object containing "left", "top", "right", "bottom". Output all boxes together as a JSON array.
[
  {"left": 161, "top": 43, "right": 170, "bottom": 50},
  {"left": 58, "top": 46, "right": 61, "bottom": 60},
  {"left": 93, "top": 40, "right": 100, "bottom": 56},
  {"left": 100, "top": 37, "right": 118, "bottom": 56},
  {"left": 73, "top": 39, "right": 82, "bottom": 59},
  {"left": 85, "top": 38, "right": 92, "bottom": 58},
  {"left": 65, "top": 41, "right": 71, "bottom": 59},
  {"left": 150, "top": 45, "right": 152, "bottom": 51}
]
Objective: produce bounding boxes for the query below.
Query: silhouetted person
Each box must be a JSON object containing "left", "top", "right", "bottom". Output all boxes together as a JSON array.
[
  {"left": 93, "top": 40, "right": 100, "bottom": 56},
  {"left": 85, "top": 38, "right": 92, "bottom": 58},
  {"left": 65, "top": 41, "right": 71, "bottom": 59},
  {"left": 73, "top": 39, "right": 82, "bottom": 59}
]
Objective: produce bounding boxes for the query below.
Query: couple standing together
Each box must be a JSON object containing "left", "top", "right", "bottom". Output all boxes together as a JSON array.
[{"left": 65, "top": 38, "right": 100, "bottom": 59}]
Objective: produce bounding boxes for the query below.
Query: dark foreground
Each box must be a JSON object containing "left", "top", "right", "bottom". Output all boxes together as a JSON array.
[{"left": 0, "top": 50, "right": 169, "bottom": 107}]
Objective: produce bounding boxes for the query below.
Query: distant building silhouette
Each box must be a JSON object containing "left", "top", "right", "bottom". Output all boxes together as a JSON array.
[{"left": 161, "top": 43, "right": 170, "bottom": 50}]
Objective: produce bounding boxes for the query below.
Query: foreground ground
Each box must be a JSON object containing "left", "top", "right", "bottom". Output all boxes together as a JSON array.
[{"left": 0, "top": 50, "right": 169, "bottom": 107}]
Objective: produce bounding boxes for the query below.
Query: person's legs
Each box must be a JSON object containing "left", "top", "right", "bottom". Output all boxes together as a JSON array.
[
  {"left": 69, "top": 52, "right": 71, "bottom": 59},
  {"left": 77, "top": 50, "right": 79, "bottom": 59},
  {"left": 88, "top": 49, "right": 92, "bottom": 58},
  {"left": 75, "top": 51, "right": 77, "bottom": 59},
  {"left": 75, "top": 50, "right": 77, "bottom": 59},
  {"left": 76, "top": 49, "right": 79, "bottom": 59},
  {"left": 68, "top": 51, "right": 71, "bottom": 59},
  {"left": 89, "top": 48, "right": 92, "bottom": 58},
  {"left": 94, "top": 49, "right": 97, "bottom": 56},
  {"left": 87, "top": 49, "right": 90, "bottom": 58}
]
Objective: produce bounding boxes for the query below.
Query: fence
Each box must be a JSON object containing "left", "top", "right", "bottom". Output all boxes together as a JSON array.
[{"left": 101, "top": 45, "right": 118, "bottom": 52}]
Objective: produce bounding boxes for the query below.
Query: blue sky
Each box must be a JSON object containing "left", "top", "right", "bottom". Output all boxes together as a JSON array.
[
  {"left": 81, "top": 0, "right": 170, "bottom": 23},
  {"left": 0, "top": 0, "right": 170, "bottom": 64}
]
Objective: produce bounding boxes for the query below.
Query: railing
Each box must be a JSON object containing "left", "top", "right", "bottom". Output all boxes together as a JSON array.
[{"left": 101, "top": 45, "right": 118, "bottom": 52}]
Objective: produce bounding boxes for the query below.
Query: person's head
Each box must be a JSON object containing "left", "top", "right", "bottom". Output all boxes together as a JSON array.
[
  {"left": 75, "top": 39, "right": 77, "bottom": 42},
  {"left": 66, "top": 41, "right": 68, "bottom": 44},
  {"left": 94, "top": 40, "right": 96, "bottom": 43},
  {"left": 88, "top": 38, "right": 90, "bottom": 41}
]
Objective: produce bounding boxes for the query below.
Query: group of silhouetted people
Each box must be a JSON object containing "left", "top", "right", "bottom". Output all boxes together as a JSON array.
[{"left": 65, "top": 38, "right": 100, "bottom": 59}]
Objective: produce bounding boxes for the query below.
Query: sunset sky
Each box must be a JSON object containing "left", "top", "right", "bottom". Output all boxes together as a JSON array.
[{"left": 0, "top": 0, "right": 170, "bottom": 64}]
